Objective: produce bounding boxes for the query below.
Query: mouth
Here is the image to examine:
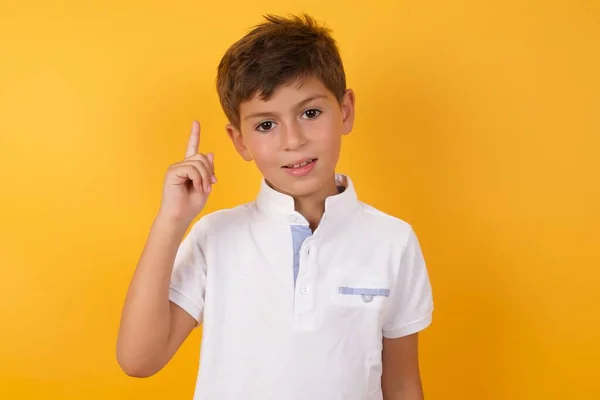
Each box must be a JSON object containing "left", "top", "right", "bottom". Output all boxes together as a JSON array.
[{"left": 282, "top": 158, "right": 317, "bottom": 169}]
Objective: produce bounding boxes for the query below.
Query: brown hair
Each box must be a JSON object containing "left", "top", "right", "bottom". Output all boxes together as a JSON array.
[{"left": 216, "top": 13, "right": 347, "bottom": 130}]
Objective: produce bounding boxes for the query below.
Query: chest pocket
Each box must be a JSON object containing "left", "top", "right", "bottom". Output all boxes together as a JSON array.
[{"left": 329, "top": 269, "right": 391, "bottom": 311}]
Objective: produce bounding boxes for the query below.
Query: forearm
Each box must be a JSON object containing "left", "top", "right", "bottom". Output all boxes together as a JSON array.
[{"left": 116, "top": 215, "right": 188, "bottom": 375}]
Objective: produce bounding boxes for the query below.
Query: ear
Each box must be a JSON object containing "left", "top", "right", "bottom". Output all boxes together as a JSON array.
[
  {"left": 226, "top": 123, "right": 253, "bottom": 161},
  {"left": 340, "top": 89, "right": 355, "bottom": 135}
]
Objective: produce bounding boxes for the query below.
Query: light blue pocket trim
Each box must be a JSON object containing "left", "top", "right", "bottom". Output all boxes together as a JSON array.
[{"left": 338, "top": 287, "right": 390, "bottom": 297}]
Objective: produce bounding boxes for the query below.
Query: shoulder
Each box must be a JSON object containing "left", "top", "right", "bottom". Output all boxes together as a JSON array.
[
  {"left": 189, "top": 202, "right": 254, "bottom": 237},
  {"left": 356, "top": 201, "right": 415, "bottom": 248}
]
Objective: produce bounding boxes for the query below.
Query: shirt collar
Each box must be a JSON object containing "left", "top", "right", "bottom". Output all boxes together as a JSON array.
[{"left": 255, "top": 174, "right": 359, "bottom": 226}]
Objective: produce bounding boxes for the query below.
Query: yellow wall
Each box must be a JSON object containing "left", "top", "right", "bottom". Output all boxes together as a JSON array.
[{"left": 1, "top": 1, "right": 598, "bottom": 399}]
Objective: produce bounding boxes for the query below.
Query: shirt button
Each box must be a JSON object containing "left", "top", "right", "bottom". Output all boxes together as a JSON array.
[
  {"left": 289, "top": 215, "right": 298, "bottom": 222},
  {"left": 301, "top": 285, "right": 309, "bottom": 294}
]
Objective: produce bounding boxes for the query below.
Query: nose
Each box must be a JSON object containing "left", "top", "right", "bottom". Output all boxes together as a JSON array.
[{"left": 281, "top": 121, "right": 307, "bottom": 151}]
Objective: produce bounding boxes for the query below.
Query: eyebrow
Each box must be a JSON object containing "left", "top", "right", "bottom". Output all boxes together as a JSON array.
[{"left": 243, "top": 94, "right": 328, "bottom": 121}]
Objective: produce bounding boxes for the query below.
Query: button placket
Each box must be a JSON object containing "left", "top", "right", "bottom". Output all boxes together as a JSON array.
[{"left": 294, "top": 239, "right": 317, "bottom": 319}]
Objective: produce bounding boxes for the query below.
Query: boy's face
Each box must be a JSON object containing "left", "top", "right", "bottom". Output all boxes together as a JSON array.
[{"left": 226, "top": 76, "right": 355, "bottom": 198}]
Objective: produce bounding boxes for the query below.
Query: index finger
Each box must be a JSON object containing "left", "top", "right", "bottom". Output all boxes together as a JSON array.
[{"left": 185, "top": 120, "right": 200, "bottom": 158}]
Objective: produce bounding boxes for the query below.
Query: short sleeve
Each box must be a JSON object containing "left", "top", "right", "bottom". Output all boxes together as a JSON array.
[
  {"left": 383, "top": 227, "right": 434, "bottom": 338},
  {"left": 168, "top": 220, "right": 207, "bottom": 326}
]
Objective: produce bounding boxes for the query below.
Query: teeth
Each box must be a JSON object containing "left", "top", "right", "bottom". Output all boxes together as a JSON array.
[{"left": 289, "top": 159, "right": 313, "bottom": 168}]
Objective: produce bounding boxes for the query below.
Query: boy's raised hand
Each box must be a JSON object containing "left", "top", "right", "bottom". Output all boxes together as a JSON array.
[{"left": 158, "top": 121, "right": 216, "bottom": 226}]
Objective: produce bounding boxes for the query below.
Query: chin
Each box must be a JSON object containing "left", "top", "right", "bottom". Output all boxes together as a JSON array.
[{"left": 270, "top": 172, "right": 333, "bottom": 197}]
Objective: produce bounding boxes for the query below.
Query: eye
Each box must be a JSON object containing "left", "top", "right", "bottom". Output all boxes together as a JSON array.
[
  {"left": 302, "top": 109, "right": 322, "bottom": 119},
  {"left": 256, "top": 121, "right": 276, "bottom": 132}
]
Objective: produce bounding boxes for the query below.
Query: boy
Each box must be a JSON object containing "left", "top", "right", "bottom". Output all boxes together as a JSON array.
[{"left": 117, "top": 13, "right": 433, "bottom": 400}]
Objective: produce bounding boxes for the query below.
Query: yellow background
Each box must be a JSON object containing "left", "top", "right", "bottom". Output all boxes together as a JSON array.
[{"left": 1, "top": 0, "right": 598, "bottom": 399}]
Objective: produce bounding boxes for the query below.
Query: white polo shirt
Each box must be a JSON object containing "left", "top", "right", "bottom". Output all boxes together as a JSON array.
[{"left": 169, "top": 174, "right": 433, "bottom": 400}]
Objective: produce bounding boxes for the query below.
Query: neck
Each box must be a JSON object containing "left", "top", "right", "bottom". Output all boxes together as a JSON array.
[{"left": 293, "top": 176, "right": 339, "bottom": 231}]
